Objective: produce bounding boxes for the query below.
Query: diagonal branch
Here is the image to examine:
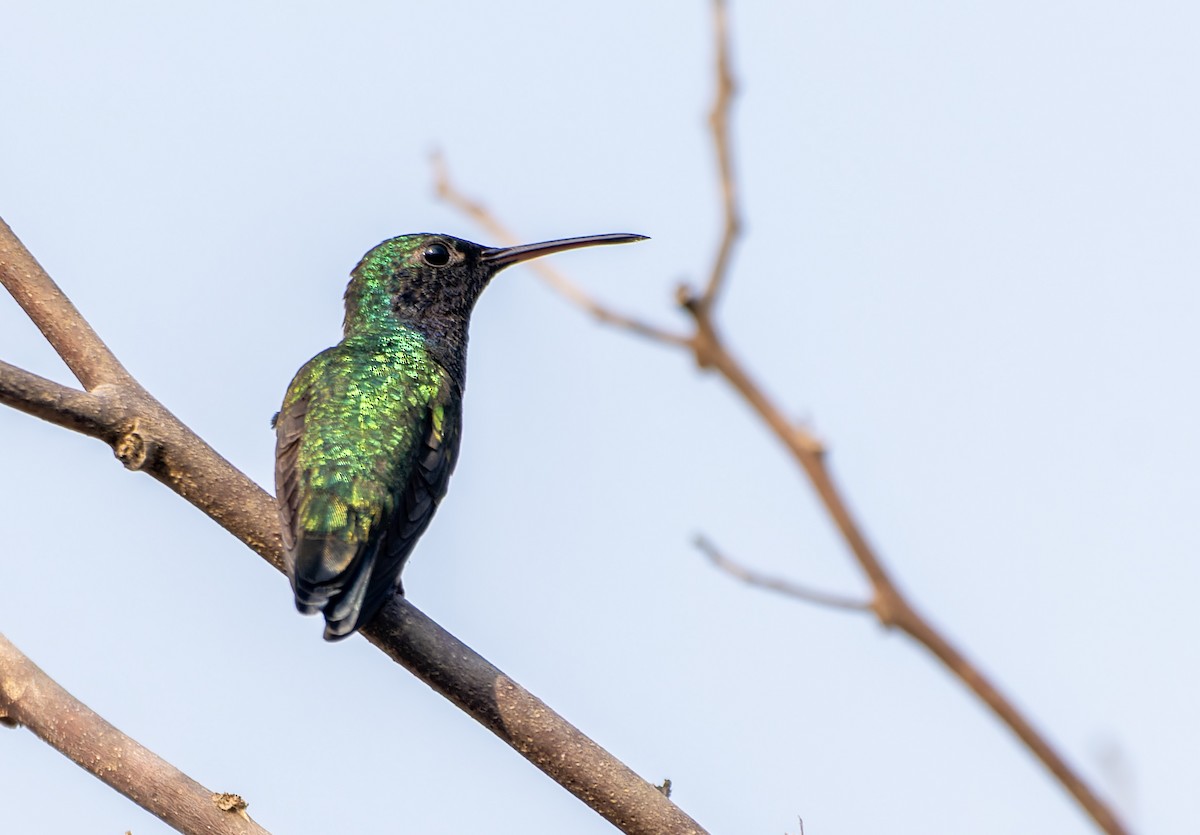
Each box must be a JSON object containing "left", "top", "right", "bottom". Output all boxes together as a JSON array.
[
  {"left": 678, "top": 304, "right": 1129, "bottom": 835},
  {"left": 432, "top": 2, "right": 1130, "bottom": 833},
  {"left": 0, "top": 633, "right": 270, "bottom": 835},
  {"left": 0, "top": 217, "right": 707, "bottom": 835}
]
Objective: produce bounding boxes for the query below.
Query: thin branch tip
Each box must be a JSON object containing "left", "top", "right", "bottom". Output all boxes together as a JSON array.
[{"left": 694, "top": 534, "right": 871, "bottom": 613}]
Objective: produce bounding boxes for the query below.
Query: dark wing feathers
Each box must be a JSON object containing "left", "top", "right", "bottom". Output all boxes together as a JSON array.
[
  {"left": 351, "top": 394, "right": 460, "bottom": 637},
  {"left": 273, "top": 388, "right": 309, "bottom": 559}
]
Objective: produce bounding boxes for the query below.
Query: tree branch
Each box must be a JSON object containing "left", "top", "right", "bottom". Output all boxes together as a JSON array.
[
  {"left": 694, "top": 535, "right": 871, "bottom": 613},
  {"left": 0, "top": 633, "right": 270, "bottom": 835},
  {"left": 431, "top": 1, "right": 1130, "bottom": 833},
  {"left": 366, "top": 601, "right": 699, "bottom": 833},
  {"left": 0, "top": 216, "right": 707, "bottom": 834}
]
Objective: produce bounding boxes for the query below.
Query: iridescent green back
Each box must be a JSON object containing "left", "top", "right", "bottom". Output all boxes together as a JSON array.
[{"left": 284, "top": 332, "right": 445, "bottom": 550}]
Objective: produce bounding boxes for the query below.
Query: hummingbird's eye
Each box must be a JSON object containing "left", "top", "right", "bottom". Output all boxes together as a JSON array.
[{"left": 422, "top": 243, "right": 452, "bottom": 267}]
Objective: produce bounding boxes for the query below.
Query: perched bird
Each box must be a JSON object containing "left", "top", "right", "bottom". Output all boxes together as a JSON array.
[{"left": 274, "top": 232, "right": 646, "bottom": 640}]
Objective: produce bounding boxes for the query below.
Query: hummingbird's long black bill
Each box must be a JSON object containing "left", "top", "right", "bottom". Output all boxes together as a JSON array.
[{"left": 481, "top": 233, "right": 648, "bottom": 267}]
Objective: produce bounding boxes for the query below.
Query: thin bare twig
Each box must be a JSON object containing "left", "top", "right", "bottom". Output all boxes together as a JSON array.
[
  {"left": 0, "top": 216, "right": 707, "bottom": 835},
  {"left": 699, "top": 0, "right": 741, "bottom": 313},
  {"left": 694, "top": 535, "right": 870, "bottom": 613},
  {"left": 432, "top": 152, "right": 692, "bottom": 348},
  {"left": 432, "top": 2, "right": 1130, "bottom": 833},
  {"left": 0, "top": 633, "right": 270, "bottom": 835}
]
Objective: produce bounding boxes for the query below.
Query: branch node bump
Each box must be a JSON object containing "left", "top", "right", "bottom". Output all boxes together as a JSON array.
[
  {"left": 213, "top": 792, "right": 249, "bottom": 815},
  {"left": 674, "top": 282, "right": 700, "bottom": 313},
  {"left": 114, "top": 421, "right": 158, "bottom": 471},
  {"left": 797, "top": 431, "right": 825, "bottom": 459},
  {"left": 871, "top": 594, "right": 901, "bottom": 630}
]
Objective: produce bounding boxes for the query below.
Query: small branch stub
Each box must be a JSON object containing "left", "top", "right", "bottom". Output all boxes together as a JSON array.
[
  {"left": 114, "top": 420, "right": 158, "bottom": 471},
  {"left": 214, "top": 793, "right": 250, "bottom": 815}
]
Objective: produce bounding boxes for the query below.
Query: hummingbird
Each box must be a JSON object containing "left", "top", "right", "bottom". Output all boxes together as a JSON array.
[{"left": 274, "top": 231, "right": 646, "bottom": 640}]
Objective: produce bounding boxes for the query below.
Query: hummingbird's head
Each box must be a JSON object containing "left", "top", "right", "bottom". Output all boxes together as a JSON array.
[{"left": 343, "top": 232, "right": 647, "bottom": 337}]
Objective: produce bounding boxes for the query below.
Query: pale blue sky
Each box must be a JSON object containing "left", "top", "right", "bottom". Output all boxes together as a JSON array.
[{"left": 2, "top": 3, "right": 1197, "bottom": 833}]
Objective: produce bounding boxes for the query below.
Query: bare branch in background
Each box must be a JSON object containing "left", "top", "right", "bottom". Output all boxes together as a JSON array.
[
  {"left": 0, "top": 633, "right": 270, "bottom": 835},
  {"left": 694, "top": 535, "right": 871, "bottom": 614},
  {"left": 699, "top": 0, "right": 741, "bottom": 313},
  {"left": 433, "top": 1, "right": 1129, "bottom": 833},
  {"left": 432, "top": 152, "right": 692, "bottom": 348},
  {"left": 0, "top": 212, "right": 708, "bottom": 835}
]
